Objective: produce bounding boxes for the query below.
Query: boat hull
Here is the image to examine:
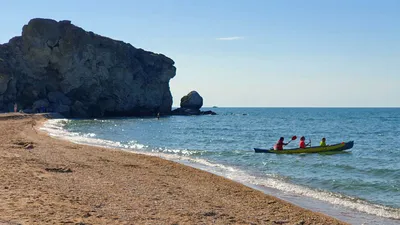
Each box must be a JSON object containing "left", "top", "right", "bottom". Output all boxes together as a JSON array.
[{"left": 254, "top": 141, "right": 354, "bottom": 154}]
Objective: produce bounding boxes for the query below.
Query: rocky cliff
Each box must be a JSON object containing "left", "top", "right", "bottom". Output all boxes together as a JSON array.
[{"left": 0, "top": 18, "right": 176, "bottom": 117}]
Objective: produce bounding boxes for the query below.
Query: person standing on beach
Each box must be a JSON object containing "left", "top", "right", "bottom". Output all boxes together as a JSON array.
[{"left": 13, "top": 103, "right": 17, "bottom": 112}]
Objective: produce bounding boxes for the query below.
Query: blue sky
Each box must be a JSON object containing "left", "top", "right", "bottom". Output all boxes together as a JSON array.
[{"left": 1, "top": 0, "right": 399, "bottom": 107}]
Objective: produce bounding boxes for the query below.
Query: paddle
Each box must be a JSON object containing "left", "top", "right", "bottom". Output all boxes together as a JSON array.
[
  {"left": 270, "top": 136, "right": 297, "bottom": 150},
  {"left": 286, "top": 135, "right": 297, "bottom": 144}
]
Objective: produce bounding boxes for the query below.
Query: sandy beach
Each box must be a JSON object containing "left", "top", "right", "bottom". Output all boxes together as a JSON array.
[{"left": 0, "top": 113, "right": 348, "bottom": 225}]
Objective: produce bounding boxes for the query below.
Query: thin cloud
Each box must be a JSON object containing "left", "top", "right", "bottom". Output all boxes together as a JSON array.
[{"left": 216, "top": 36, "right": 244, "bottom": 41}]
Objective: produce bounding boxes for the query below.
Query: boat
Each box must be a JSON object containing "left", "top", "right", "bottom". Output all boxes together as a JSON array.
[{"left": 254, "top": 141, "right": 354, "bottom": 154}]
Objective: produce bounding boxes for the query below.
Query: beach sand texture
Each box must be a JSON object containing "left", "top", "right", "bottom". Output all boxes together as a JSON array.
[{"left": 0, "top": 113, "right": 348, "bottom": 225}]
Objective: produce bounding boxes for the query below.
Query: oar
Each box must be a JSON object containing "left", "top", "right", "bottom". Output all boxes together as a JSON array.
[
  {"left": 270, "top": 136, "right": 297, "bottom": 150},
  {"left": 286, "top": 135, "right": 297, "bottom": 144}
]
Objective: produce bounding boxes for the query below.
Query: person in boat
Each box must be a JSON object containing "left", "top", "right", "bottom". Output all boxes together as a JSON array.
[
  {"left": 320, "top": 137, "right": 327, "bottom": 147},
  {"left": 274, "top": 137, "right": 288, "bottom": 150},
  {"left": 299, "top": 136, "right": 311, "bottom": 148}
]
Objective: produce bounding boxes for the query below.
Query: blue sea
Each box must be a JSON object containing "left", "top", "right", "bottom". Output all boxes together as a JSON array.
[{"left": 41, "top": 108, "right": 400, "bottom": 225}]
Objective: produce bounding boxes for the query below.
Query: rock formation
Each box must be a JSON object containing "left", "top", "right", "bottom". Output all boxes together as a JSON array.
[
  {"left": 180, "top": 91, "right": 203, "bottom": 110},
  {"left": 0, "top": 18, "right": 176, "bottom": 118},
  {"left": 172, "top": 91, "right": 216, "bottom": 115}
]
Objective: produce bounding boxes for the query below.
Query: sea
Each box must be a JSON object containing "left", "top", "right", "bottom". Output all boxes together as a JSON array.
[{"left": 40, "top": 107, "right": 400, "bottom": 225}]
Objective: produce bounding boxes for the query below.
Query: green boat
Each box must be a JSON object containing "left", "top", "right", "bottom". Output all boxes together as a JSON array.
[{"left": 254, "top": 141, "right": 354, "bottom": 154}]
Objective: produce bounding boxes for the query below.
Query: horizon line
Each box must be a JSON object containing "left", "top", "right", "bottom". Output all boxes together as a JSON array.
[{"left": 172, "top": 106, "right": 400, "bottom": 108}]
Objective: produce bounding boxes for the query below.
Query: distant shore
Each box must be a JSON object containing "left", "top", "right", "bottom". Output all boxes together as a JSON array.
[{"left": 0, "top": 113, "right": 347, "bottom": 224}]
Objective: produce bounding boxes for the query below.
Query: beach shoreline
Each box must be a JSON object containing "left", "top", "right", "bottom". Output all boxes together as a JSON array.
[{"left": 0, "top": 113, "right": 347, "bottom": 224}]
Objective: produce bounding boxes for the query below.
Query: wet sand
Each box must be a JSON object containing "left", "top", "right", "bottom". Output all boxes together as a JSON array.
[{"left": 0, "top": 113, "right": 348, "bottom": 224}]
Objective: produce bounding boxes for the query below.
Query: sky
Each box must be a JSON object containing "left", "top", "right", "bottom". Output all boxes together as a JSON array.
[{"left": 1, "top": 0, "right": 399, "bottom": 107}]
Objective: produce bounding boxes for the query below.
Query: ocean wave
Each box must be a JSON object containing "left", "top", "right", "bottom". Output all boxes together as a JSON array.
[
  {"left": 239, "top": 174, "right": 400, "bottom": 220},
  {"left": 150, "top": 147, "right": 207, "bottom": 156},
  {"left": 309, "top": 162, "right": 400, "bottom": 179},
  {"left": 40, "top": 119, "right": 400, "bottom": 220},
  {"left": 175, "top": 156, "right": 400, "bottom": 220},
  {"left": 40, "top": 119, "right": 145, "bottom": 149}
]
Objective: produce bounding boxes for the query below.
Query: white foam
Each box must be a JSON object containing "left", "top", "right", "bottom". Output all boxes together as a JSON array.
[
  {"left": 134, "top": 150, "right": 400, "bottom": 219},
  {"left": 40, "top": 119, "right": 400, "bottom": 221},
  {"left": 243, "top": 174, "right": 400, "bottom": 220},
  {"left": 83, "top": 133, "right": 96, "bottom": 138},
  {"left": 168, "top": 155, "right": 400, "bottom": 220},
  {"left": 163, "top": 155, "right": 400, "bottom": 220},
  {"left": 40, "top": 119, "right": 143, "bottom": 149},
  {"left": 151, "top": 148, "right": 205, "bottom": 156}
]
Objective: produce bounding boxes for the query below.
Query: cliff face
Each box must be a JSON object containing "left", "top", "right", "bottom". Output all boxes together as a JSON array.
[{"left": 0, "top": 18, "right": 176, "bottom": 117}]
